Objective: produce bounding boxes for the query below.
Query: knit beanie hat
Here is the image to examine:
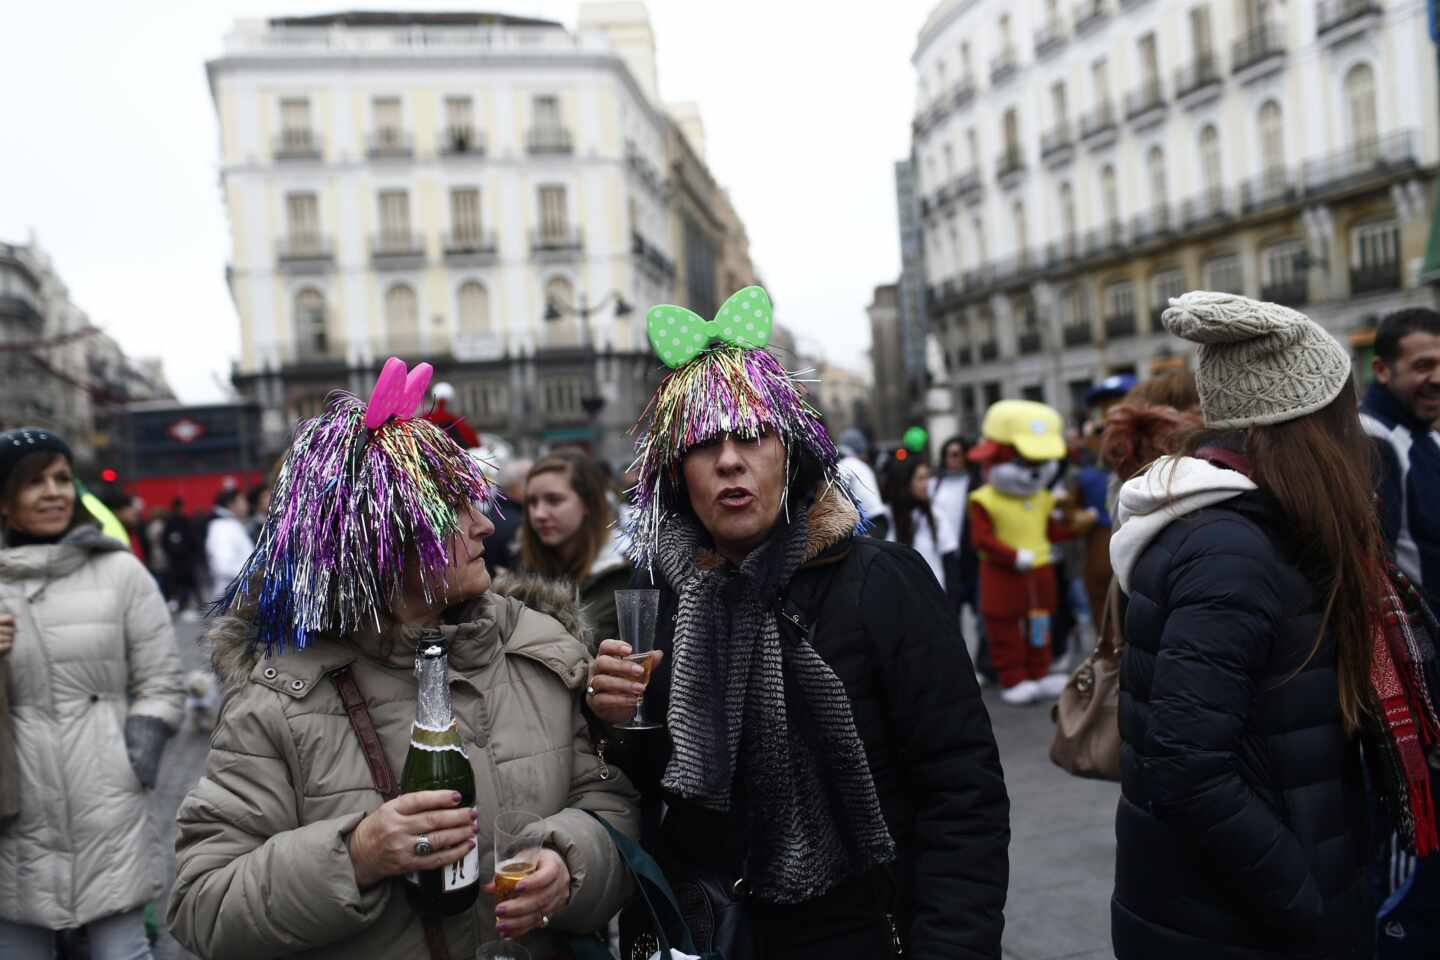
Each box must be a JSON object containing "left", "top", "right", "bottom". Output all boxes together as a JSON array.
[
  {"left": 0, "top": 427, "right": 72, "bottom": 490},
  {"left": 1161, "top": 291, "right": 1353, "bottom": 429}
]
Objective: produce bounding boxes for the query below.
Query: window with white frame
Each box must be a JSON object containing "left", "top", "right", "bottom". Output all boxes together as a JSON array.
[
  {"left": 294, "top": 288, "right": 327, "bottom": 353},
  {"left": 533, "top": 95, "right": 561, "bottom": 130},
  {"left": 1190, "top": 4, "right": 1213, "bottom": 58},
  {"left": 285, "top": 192, "right": 319, "bottom": 245},
  {"left": 1204, "top": 254, "right": 1243, "bottom": 293},
  {"left": 1262, "top": 240, "right": 1303, "bottom": 287},
  {"left": 973, "top": 217, "right": 988, "bottom": 265},
  {"left": 538, "top": 185, "right": 569, "bottom": 242},
  {"left": 1100, "top": 165, "right": 1120, "bottom": 224},
  {"left": 1152, "top": 267, "right": 1186, "bottom": 309},
  {"left": 372, "top": 97, "right": 403, "bottom": 147},
  {"left": 445, "top": 96, "right": 475, "bottom": 150},
  {"left": 280, "top": 98, "right": 313, "bottom": 150},
  {"left": 385, "top": 283, "right": 419, "bottom": 348},
  {"left": 1060, "top": 182, "right": 1076, "bottom": 241},
  {"left": 1103, "top": 280, "right": 1135, "bottom": 320},
  {"left": 976, "top": 307, "right": 996, "bottom": 341},
  {"left": 1258, "top": 101, "right": 1285, "bottom": 177},
  {"left": 541, "top": 375, "right": 587, "bottom": 418},
  {"left": 1013, "top": 202, "right": 1028, "bottom": 251},
  {"left": 1345, "top": 64, "right": 1378, "bottom": 153},
  {"left": 966, "top": 128, "right": 980, "bottom": 169},
  {"left": 457, "top": 281, "right": 491, "bottom": 334},
  {"left": 1066, "top": 284, "right": 1091, "bottom": 327},
  {"left": 1148, "top": 147, "right": 1168, "bottom": 208},
  {"left": 1352, "top": 220, "right": 1399, "bottom": 270},
  {"left": 378, "top": 190, "right": 410, "bottom": 245},
  {"left": 1200, "top": 125, "right": 1222, "bottom": 196},
  {"left": 460, "top": 379, "right": 509, "bottom": 422},
  {"left": 450, "top": 188, "right": 482, "bottom": 244}
]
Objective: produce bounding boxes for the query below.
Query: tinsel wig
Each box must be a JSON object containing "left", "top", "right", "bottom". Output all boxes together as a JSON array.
[
  {"left": 626, "top": 285, "right": 859, "bottom": 567},
  {"left": 217, "top": 358, "right": 497, "bottom": 655}
]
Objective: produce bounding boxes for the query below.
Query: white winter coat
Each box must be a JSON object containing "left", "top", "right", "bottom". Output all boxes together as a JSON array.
[
  {"left": 0, "top": 526, "right": 184, "bottom": 928},
  {"left": 205, "top": 508, "right": 254, "bottom": 589}
]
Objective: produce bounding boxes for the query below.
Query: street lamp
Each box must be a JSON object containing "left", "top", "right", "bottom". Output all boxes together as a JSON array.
[{"left": 542, "top": 289, "right": 633, "bottom": 453}]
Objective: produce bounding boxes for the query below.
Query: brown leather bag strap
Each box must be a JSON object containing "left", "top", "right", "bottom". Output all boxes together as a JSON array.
[
  {"left": 330, "top": 666, "right": 399, "bottom": 800},
  {"left": 327, "top": 666, "right": 452, "bottom": 960}
]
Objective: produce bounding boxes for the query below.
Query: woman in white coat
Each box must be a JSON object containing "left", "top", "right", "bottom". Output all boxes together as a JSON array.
[
  {"left": 204, "top": 487, "right": 253, "bottom": 598},
  {"left": 0, "top": 428, "right": 184, "bottom": 959}
]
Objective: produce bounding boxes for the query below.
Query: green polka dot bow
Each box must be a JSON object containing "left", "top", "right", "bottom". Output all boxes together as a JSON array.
[{"left": 646, "top": 285, "right": 774, "bottom": 368}]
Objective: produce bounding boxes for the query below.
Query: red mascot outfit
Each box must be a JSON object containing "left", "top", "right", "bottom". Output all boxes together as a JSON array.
[{"left": 968, "top": 400, "right": 1093, "bottom": 706}]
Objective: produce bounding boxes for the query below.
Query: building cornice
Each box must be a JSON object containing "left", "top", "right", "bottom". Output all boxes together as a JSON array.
[{"left": 912, "top": 0, "right": 981, "bottom": 64}]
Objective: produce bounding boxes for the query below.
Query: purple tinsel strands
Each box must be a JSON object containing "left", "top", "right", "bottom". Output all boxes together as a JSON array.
[
  {"left": 217, "top": 392, "right": 496, "bottom": 655},
  {"left": 625, "top": 345, "right": 855, "bottom": 569}
]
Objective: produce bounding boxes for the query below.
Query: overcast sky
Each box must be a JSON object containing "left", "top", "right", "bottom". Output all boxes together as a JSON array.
[{"left": 0, "top": 0, "right": 934, "bottom": 404}]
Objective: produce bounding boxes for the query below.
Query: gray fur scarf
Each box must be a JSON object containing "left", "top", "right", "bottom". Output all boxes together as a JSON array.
[{"left": 654, "top": 492, "right": 896, "bottom": 904}]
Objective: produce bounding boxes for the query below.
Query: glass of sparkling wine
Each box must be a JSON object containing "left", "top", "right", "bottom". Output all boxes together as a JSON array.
[
  {"left": 493, "top": 810, "right": 544, "bottom": 930},
  {"left": 614, "top": 588, "right": 662, "bottom": 730},
  {"left": 479, "top": 940, "right": 531, "bottom": 959}
]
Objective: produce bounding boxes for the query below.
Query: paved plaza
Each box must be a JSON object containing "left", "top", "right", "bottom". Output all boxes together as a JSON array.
[{"left": 150, "top": 617, "right": 1118, "bottom": 960}]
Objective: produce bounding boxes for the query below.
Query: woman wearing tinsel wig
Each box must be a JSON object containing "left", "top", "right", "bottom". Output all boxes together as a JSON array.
[
  {"left": 167, "top": 359, "right": 638, "bottom": 960},
  {"left": 585, "top": 286, "right": 1010, "bottom": 959}
]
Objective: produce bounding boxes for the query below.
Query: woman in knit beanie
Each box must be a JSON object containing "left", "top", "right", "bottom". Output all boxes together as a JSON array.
[{"left": 1108, "top": 292, "right": 1439, "bottom": 959}]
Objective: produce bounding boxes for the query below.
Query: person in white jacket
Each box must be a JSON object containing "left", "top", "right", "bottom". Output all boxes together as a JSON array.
[
  {"left": 205, "top": 489, "right": 254, "bottom": 598},
  {"left": 836, "top": 428, "right": 890, "bottom": 537}
]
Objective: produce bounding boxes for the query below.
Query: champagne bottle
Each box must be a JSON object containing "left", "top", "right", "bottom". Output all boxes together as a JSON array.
[{"left": 400, "top": 633, "right": 479, "bottom": 916}]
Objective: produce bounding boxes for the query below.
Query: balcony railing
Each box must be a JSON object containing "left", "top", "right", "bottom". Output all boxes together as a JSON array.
[
  {"left": 439, "top": 126, "right": 486, "bottom": 156},
  {"left": 1041, "top": 122, "right": 1075, "bottom": 160},
  {"left": 1318, "top": 0, "right": 1382, "bottom": 38},
  {"left": 1240, "top": 168, "right": 1299, "bottom": 214},
  {"left": 1130, "top": 205, "right": 1174, "bottom": 242},
  {"left": 1124, "top": 80, "right": 1166, "bottom": 122},
  {"left": 978, "top": 341, "right": 1000, "bottom": 362},
  {"left": 1104, "top": 313, "right": 1137, "bottom": 339},
  {"left": 995, "top": 147, "right": 1026, "bottom": 180},
  {"left": 953, "top": 169, "right": 984, "bottom": 201},
  {"left": 530, "top": 227, "right": 584, "bottom": 254},
  {"left": 0, "top": 293, "right": 42, "bottom": 328},
  {"left": 443, "top": 229, "right": 497, "bottom": 258},
  {"left": 1261, "top": 277, "right": 1309, "bottom": 307},
  {"left": 526, "top": 126, "right": 574, "bottom": 154},
  {"left": 990, "top": 48, "right": 1020, "bottom": 85},
  {"left": 1046, "top": 235, "right": 1081, "bottom": 266},
  {"left": 1351, "top": 260, "right": 1401, "bottom": 295},
  {"left": 952, "top": 76, "right": 978, "bottom": 110},
  {"left": 1017, "top": 331, "right": 1043, "bottom": 355},
  {"left": 1174, "top": 53, "right": 1223, "bottom": 101},
  {"left": 1232, "top": 22, "right": 1285, "bottom": 73},
  {"left": 1085, "top": 220, "right": 1126, "bottom": 256},
  {"left": 370, "top": 232, "right": 425, "bottom": 263},
  {"left": 1073, "top": 0, "right": 1110, "bottom": 35},
  {"left": 1301, "top": 131, "right": 1418, "bottom": 197},
  {"left": 274, "top": 130, "right": 322, "bottom": 160},
  {"left": 631, "top": 230, "right": 676, "bottom": 278},
  {"left": 1062, "top": 323, "right": 1093, "bottom": 347},
  {"left": 1079, "top": 101, "right": 1118, "bottom": 141},
  {"left": 1035, "top": 18, "right": 1067, "bottom": 57},
  {"left": 1182, "top": 187, "right": 1233, "bottom": 227},
  {"left": 957, "top": 346, "right": 974, "bottom": 366},
  {"left": 277, "top": 234, "right": 334, "bottom": 264},
  {"left": 367, "top": 128, "right": 413, "bottom": 158}
]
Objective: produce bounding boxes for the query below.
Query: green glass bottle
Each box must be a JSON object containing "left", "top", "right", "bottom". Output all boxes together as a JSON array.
[{"left": 400, "top": 634, "right": 479, "bottom": 916}]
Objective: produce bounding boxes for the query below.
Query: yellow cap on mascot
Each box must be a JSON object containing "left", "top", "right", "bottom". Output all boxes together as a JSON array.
[{"left": 975, "top": 399, "right": 1066, "bottom": 462}]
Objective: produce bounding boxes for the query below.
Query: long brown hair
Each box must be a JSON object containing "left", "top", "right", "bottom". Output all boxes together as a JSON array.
[
  {"left": 1182, "top": 390, "right": 1381, "bottom": 733},
  {"left": 519, "top": 450, "right": 614, "bottom": 583},
  {"left": 1, "top": 450, "right": 96, "bottom": 539}
]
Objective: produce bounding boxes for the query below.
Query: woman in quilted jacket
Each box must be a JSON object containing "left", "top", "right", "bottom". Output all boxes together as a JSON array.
[
  {"left": 0, "top": 427, "right": 184, "bottom": 960},
  {"left": 166, "top": 366, "right": 637, "bottom": 960},
  {"left": 1109, "top": 293, "right": 1440, "bottom": 959}
]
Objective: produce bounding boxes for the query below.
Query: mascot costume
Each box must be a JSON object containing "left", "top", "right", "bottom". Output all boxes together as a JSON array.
[{"left": 968, "top": 400, "right": 1093, "bottom": 705}]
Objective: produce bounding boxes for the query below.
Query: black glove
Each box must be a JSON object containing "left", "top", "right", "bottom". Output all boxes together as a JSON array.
[{"left": 123, "top": 715, "right": 172, "bottom": 789}]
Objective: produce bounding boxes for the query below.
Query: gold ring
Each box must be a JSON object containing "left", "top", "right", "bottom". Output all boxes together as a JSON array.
[{"left": 540, "top": 914, "right": 550, "bottom": 928}]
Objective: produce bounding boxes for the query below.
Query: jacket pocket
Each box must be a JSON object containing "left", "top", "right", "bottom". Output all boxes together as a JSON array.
[{"left": 95, "top": 699, "right": 143, "bottom": 794}]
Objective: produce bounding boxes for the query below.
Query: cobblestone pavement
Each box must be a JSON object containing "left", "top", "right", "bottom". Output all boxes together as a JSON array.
[{"left": 149, "top": 618, "right": 1116, "bottom": 960}]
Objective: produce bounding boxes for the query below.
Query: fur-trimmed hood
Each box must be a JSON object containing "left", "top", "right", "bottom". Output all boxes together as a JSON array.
[{"left": 208, "top": 574, "right": 590, "bottom": 694}]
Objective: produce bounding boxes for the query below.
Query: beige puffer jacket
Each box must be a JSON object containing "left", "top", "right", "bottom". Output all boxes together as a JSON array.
[
  {"left": 0, "top": 526, "right": 184, "bottom": 928},
  {"left": 168, "top": 576, "right": 639, "bottom": 960}
]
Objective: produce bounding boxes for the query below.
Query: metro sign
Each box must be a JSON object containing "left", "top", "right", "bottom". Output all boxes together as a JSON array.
[{"left": 167, "top": 417, "right": 205, "bottom": 444}]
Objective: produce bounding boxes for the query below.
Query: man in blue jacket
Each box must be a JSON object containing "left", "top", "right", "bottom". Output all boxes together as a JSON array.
[{"left": 1359, "top": 306, "right": 1440, "bottom": 958}]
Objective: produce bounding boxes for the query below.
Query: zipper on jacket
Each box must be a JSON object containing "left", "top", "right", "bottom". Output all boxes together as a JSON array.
[{"left": 595, "top": 737, "right": 611, "bottom": 780}]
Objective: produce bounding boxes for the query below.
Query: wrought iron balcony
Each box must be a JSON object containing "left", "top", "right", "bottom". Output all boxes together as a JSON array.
[
  {"left": 1181, "top": 188, "right": 1233, "bottom": 228},
  {"left": 1124, "top": 80, "right": 1166, "bottom": 123},
  {"left": 1079, "top": 101, "right": 1118, "bottom": 142},
  {"left": 1084, "top": 221, "right": 1126, "bottom": 256},
  {"left": 367, "top": 128, "right": 413, "bottom": 158},
  {"left": 1073, "top": 0, "right": 1109, "bottom": 35},
  {"left": 370, "top": 232, "right": 425, "bottom": 265},
  {"left": 526, "top": 126, "right": 574, "bottom": 154},
  {"left": 277, "top": 234, "right": 335, "bottom": 269},
  {"left": 1318, "top": 0, "right": 1382, "bottom": 38},
  {"left": 1017, "top": 331, "right": 1043, "bottom": 355},
  {"left": 1239, "top": 168, "right": 1298, "bottom": 214},
  {"left": 953, "top": 169, "right": 984, "bottom": 202},
  {"left": 1046, "top": 235, "right": 1081, "bottom": 266},
  {"left": 978, "top": 341, "right": 999, "bottom": 362},
  {"left": 1174, "top": 53, "right": 1223, "bottom": 101},
  {"left": 274, "top": 130, "right": 322, "bottom": 160},
  {"left": 995, "top": 146, "right": 1026, "bottom": 181},
  {"left": 439, "top": 126, "right": 486, "bottom": 156},
  {"left": 1260, "top": 278, "right": 1309, "bottom": 307},
  {"left": 1300, "top": 131, "right": 1418, "bottom": 197},
  {"left": 530, "top": 227, "right": 584, "bottom": 255},
  {"left": 952, "top": 76, "right": 978, "bottom": 111},
  {"left": 1104, "top": 313, "right": 1137, "bottom": 340},
  {"left": 444, "top": 228, "right": 498, "bottom": 261},
  {"left": 1351, "top": 260, "right": 1401, "bottom": 295},
  {"left": 1232, "top": 23, "right": 1285, "bottom": 74},
  {"left": 1062, "top": 323, "right": 1093, "bottom": 347},
  {"left": 1130, "top": 205, "right": 1174, "bottom": 242},
  {"left": 0, "top": 293, "right": 42, "bottom": 328},
  {"left": 1035, "top": 18, "right": 1067, "bottom": 58},
  {"left": 1041, "top": 122, "right": 1075, "bottom": 162},
  {"left": 631, "top": 230, "right": 676, "bottom": 278},
  {"left": 991, "top": 48, "right": 1020, "bottom": 86}
]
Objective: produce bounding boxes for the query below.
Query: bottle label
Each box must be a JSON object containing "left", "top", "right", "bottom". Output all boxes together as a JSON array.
[
  {"left": 409, "top": 720, "right": 469, "bottom": 757},
  {"left": 443, "top": 844, "right": 480, "bottom": 892}
]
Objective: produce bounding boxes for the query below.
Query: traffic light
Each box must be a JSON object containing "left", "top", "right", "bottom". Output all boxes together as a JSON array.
[{"left": 100, "top": 468, "right": 119, "bottom": 483}]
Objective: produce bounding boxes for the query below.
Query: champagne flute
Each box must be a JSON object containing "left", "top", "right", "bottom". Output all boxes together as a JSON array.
[
  {"left": 493, "top": 810, "right": 544, "bottom": 913},
  {"left": 614, "top": 588, "right": 662, "bottom": 730},
  {"left": 479, "top": 941, "right": 531, "bottom": 959}
]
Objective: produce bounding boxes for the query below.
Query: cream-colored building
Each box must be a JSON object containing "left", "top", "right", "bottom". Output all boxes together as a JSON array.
[
  {"left": 208, "top": 6, "right": 751, "bottom": 465},
  {"left": 910, "top": 0, "right": 1439, "bottom": 431}
]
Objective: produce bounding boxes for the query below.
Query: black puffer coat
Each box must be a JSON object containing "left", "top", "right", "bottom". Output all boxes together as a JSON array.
[
  {"left": 1114, "top": 492, "right": 1373, "bottom": 960},
  {"left": 609, "top": 492, "right": 1010, "bottom": 960}
]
